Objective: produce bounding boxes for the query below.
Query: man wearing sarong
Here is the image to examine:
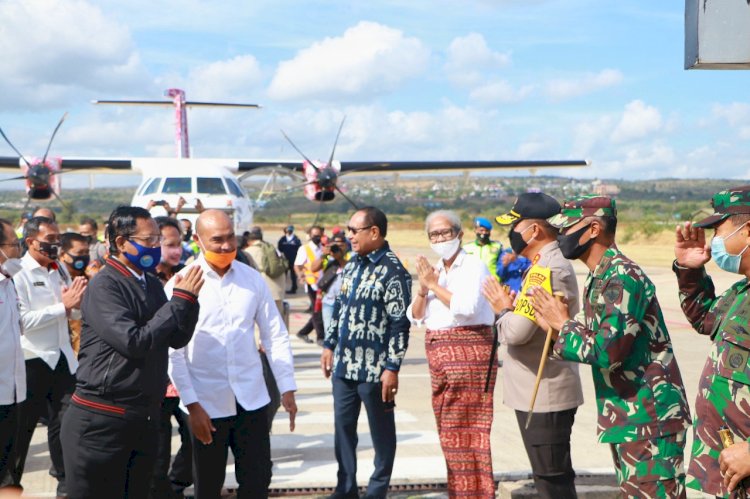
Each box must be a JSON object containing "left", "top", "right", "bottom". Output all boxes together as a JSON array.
[{"left": 408, "top": 210, "right": 497, "bottom": 498}]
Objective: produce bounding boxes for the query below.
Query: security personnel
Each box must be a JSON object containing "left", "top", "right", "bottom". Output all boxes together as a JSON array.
[
  {"left": 533, "top": 195, "right": 691, "bottom": 499},
  {"left": 61, "top": 206, "right": 203, "bottom": 499},
  {"left": 673, "top": 186, "right": 750, "bottom": 497},
  {"left": 463, "top": 217, "right": 502, "bottom": 282}
]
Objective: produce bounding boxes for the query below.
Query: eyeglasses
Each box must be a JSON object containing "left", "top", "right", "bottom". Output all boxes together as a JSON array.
[
  {"left": 427, "top": 228, "right": 455, "bottom": 242},
  {"left": 346, "top": 225, "right": 373, "bottom": 235},
  {"left": 129, "top": 235, "right": 163, "bottom": 246}
]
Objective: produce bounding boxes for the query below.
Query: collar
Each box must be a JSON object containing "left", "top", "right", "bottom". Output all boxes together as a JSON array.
[
  {"left": 592, "top": 245, "right": 619, "bottom": 278},
  {"left": 21, "top": 252, "right": 58, "bottom": 272},
  {"left": 107, "top": 256, "right": 139, "bottom": 279},
  {"left": 195, "top": 254, "right": 235, "bottom": 277},
  {"left": 436, "top": 248, "right": 467, "bottom": 272},
  {"left": 356, "top": 241, "right": 390, "bottom": 264}
]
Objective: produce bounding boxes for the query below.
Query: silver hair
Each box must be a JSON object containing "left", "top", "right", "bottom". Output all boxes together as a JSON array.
[{"left": 425, "top": 210, "right": 462, "bottom": 233}]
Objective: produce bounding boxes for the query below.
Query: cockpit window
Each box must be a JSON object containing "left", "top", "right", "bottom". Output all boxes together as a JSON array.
[
  {"left": 225, "top": 178, "right": 244, "bottom": 197},
  {"left": 197, "top": 177, "right": 227, "bottom": 195},
  {"left": 141, "top": 178, "right": 161, "bottom": 196},
  {"left": 162, "top": 177, "right": 192, "bottom": 194}
]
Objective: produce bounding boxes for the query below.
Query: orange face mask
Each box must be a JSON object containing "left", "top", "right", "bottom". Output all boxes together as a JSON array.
[{"left": 203, "top": 249, "right": 236, "bottom": 269}]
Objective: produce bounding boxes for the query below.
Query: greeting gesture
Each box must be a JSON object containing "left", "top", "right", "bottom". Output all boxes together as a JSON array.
[
  {"left": 530, "top": 287, "right": 570, "bottom": 333},
  {"left": 415, "top": 255, "right": 439, "bottom": 293},
  {"left": 482, "top": 277, "right": 513, "bottom": 313},
  {"left": 674, "top": 221, "right": 711, "bottom": 269}
]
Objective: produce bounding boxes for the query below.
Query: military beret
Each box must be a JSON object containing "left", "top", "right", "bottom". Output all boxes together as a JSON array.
[
  {"left": 474, "top": 217, "right": 493, "bottom": 230},
  {"left": 548, "top": 195, "right": 617, "bottom": 229},
  {"left": 694, "top": 185, "right": 750, "bottom": 228}
]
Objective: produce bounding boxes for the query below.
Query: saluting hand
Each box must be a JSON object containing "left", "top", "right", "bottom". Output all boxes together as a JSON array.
[
  {"left": 482, "top": 276, "right": 513, "bottom": 313},
  {"left": 174, "top": 265, "right": 204, "bottom": 296},
  {"left": 281, "top": 391, "right": 297, "bottom": 432},
  {"left": 674, "top": 221, "right": 710, "bottom": 269}
]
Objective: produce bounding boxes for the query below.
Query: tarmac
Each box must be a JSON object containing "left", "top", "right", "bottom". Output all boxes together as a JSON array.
[{"left": 17, "top": 256, "right": 729, "bottom": 498}]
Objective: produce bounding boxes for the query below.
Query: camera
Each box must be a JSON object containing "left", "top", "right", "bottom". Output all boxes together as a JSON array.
[
  {"left": 330, "top": 244, "right": 341, "bottom": 254},
  {"left": 154, "top": 200, "right": 167, "bottom": 206}
]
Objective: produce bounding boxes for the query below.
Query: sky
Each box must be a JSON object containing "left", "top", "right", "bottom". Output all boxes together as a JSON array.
[{"left": 1, "top": 0, "right": 749, "bottom": 191}]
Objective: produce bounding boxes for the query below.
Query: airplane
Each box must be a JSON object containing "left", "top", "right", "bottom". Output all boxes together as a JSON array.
[{"left": 0, "top": 88, "right": 590, "bottom": 233}]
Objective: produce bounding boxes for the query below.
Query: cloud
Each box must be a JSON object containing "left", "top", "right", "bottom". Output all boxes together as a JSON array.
[
  {"left": 267, "top": 21, "right": 430, "bottom": 101},
  {"left": 469, "top": 80, "right": 533, "bottom": 104},
  {"left": 544, "top": 69, "right": 623, "bottom": 101},
  {"left": 445, "top": 33, "right": 511, "bottom": 86},
  {"left": 610, "top": 100, "right": 662, "bottom": 143},
  {"left": 186, "top": 55, "right": 265, "bottom": 101},
  {"left": 0, "top": 0, "right": 148, "bottom": 110}
]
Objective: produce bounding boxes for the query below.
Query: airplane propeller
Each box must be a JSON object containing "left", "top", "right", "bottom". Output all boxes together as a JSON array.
[
  {"left": 0, "top": 113, "right": 72, "bottom": 206},
  {"left": 279, "top": 116, "right": 359, "bottom": 210}
]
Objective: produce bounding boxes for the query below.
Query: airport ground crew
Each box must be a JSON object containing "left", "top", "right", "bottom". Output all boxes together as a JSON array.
[
  {"left": 463, "top": 217, "right": 502, "bottom": 281},
  {"left": 533, "top": 195, "right": 691, "bottom": 499},
  {"left": 673, "top": 186, "right": 750, "bottom": 497}
]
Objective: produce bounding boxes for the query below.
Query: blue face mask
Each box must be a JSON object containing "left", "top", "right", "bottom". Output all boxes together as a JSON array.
[
  {"left": 711, "top": 224, "right": 749, "bottom": 274},
  {"left": 125, "top": 239, "right": 161, "bottom": 273}
]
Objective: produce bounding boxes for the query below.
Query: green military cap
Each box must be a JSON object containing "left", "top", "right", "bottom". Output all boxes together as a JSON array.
[
  {"left": 694, "top": 185, "right": 750, "bottom": 228},
  {"left": 547, "top": 195, "right": 617, "bottom": 229}
]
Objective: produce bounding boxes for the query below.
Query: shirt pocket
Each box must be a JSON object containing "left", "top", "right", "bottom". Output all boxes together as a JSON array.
[{"left": 716, "top": 334, "right": 750, "bottom": 385}]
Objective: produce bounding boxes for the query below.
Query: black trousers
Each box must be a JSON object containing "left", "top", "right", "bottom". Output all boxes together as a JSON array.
[
  {"left": 286, "top": 264, "right": 297, "bottom": 292},
  {"left": 61, "top": 403, "right": 158, "bottom": 499},
  {"left": 150, "top": 397, "right": 193, "bottom": 499},
  {"left": 0, "top": 403, "right": 18, "bottom": 489},
  {"left": 189, "top": 404, "right": 271, "bottom": 499},
  {"left": 13, "top": 355, "right": 75, "bottom": 492},
  {"left": 515, "top": 408, "right": 578, "bottom": 499},
  {"left": 297, "top": 287, "right": 324, "bottom": 340},
  {"left": 332, "top": 376, "right": 396, "bottom": 499}
]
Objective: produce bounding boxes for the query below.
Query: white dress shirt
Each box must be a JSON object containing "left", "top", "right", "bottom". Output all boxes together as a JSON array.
[
  {"left": 0, "top": 273, "right": 26, "bottom": 404},
  {"left": 13, "top": 253, "right": 77, "bottom": 373},
  {"left": 167, "top": 256, "right": 297, "bottom": 419},
  {"left": 407, "top": 250, "right": 495, "bottom": 329}
]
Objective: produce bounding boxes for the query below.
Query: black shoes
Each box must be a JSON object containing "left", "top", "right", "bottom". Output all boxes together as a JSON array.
[{"left": 296, "top": 332, "right": 314, "bottom": 344}]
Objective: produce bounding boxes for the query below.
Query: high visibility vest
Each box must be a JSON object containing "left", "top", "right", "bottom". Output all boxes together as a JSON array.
[
  {"left": 463, "top": 240, "right": 502, "bottom": 281},
  {"left": 303, "top": 244, "right": 322, "bottom": 285}
]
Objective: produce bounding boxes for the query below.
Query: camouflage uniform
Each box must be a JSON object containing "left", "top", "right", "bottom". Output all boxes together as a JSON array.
[
  {"left": 674, "top": 186, "right": 750, "bottom": 497},
  {"left": 549, "top": 196, "right": 691, "bottom": 499}
]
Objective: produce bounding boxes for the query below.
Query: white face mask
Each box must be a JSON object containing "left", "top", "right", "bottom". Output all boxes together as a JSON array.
[
  {"left": 0, "top": 248, "right": 22, "bottom": 277},
  {"left": 430, "top": 237, "right": 461, "bottom": 260}
]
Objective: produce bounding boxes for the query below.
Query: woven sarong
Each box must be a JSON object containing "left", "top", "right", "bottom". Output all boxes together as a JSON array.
[{"left": 426, "top": 324, "right": 497, "bottom": 498}]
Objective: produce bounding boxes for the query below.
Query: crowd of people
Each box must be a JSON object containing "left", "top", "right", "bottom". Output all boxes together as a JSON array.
[{"left": 2, "top": 186, "right": 750, "bottom": 499}]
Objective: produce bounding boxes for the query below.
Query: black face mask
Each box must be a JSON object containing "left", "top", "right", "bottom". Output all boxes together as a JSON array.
[
  {"left": 476, "top": 233, "right": 490, "bottom": 245},
  {"left": 509, "top": 225, "right": 531, "bottom": 255},
  {"left": 557, "top": 224, "right": 594, "bottom": 260},
  {"left": 311, "top": 236, "right": 322, "bottom": 246},
  {"left": 182, "top": 229, "right": 193, "bottom": 243},
  {"left": 36, "top": 240, "right": 60, "bottom": 260},
  {"left": 68, "top": 253, "right": 90, "bottom": 272},
  {"left": 84, "top": 235, "right": 95, "bottom": 245}
]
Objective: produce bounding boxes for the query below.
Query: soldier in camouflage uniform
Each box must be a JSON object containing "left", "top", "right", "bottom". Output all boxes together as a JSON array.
[
  {"left": 533, "top": 195, "right": 691, "bottom": 499},
  {"left": 673, "top": 186, "right": 750, "bottom": 497}
]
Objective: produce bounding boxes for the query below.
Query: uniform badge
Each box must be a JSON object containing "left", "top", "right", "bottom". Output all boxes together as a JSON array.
[
  {"left": 532, "top": 254, "right": 540, "bottom": 265},
  {"left": 602, "top": 279, "right": 623, "bottom": 304},
  {"left": 729, "top": 352, "right": 745, "bottom": 369}
]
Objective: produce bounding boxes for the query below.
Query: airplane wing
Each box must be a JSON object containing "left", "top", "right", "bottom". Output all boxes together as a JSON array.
[
  {"left": 0, "top": 156, "right": 133, "bottom": 173},
  {"left": 234, "top": 159, "right": 589, "bottom": 175},
  {"left": 337, "top": 160, "right": 589, "bottom": 173}
]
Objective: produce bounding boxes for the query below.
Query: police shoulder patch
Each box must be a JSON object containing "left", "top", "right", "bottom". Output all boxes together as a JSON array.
[{"left": 602, "top": 278, "right": 624, "bottom": 304}]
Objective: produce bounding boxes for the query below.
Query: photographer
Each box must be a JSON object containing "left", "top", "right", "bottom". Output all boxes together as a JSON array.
[{"left": 311, "top": 233, "right": 350, "bottom": 332}]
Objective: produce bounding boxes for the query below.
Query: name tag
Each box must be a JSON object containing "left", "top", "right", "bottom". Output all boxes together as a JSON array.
[{"left": 33, "top": 282, "right": 45, "bottom": 287}]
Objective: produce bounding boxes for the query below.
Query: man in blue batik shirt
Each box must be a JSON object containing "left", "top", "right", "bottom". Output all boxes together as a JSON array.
[{"left": 320, "top": 206, "right": 412, "bottom": 499}]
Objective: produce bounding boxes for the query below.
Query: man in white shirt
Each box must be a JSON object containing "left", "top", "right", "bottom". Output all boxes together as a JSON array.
[
  {"left": 408, "top": 210, "right": 498, "bottom": 499},
  {"left": 0, "top": 219, "right": 25, "bottom": 494},
  {"left": 168, "top": 210, "right": 298, "bottom": 499},
  {"left": 12, "top": 216, "right": 86, "bottom": 495}
]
